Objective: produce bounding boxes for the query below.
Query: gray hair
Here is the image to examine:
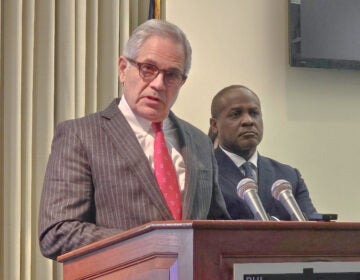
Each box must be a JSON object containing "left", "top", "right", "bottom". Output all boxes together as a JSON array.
[{"left": 123, "top": 19, "right": 192, "bottom": 76}]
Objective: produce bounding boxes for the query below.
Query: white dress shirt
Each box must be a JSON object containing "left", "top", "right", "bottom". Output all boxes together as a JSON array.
[
  {"left": 220, "top": 145, "right": 258, "bottom": 181},
  {"left": 118, "top": 97, "right": 185, "bottom": 192}
]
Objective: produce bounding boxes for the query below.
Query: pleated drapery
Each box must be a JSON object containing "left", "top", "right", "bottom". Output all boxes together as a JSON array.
[{"left": 0, "top": 0, "right": 158, "bottom": 279}]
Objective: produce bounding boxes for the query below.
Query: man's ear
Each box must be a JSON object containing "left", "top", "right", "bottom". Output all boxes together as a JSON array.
[
  {"left": 209, "top": 117, "right": 218, "bottom": 134},
  {"left": 118, "top": 56, "right": 128, "bottom": 82}
]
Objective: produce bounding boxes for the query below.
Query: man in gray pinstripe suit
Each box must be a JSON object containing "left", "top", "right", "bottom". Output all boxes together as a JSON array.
[{"left": 39, "top": 19, "right": 230, "bottom": 260}]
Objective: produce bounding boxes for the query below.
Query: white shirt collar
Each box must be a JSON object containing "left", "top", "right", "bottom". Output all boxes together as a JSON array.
[
  {"left": 117, "top": 96, "right": 185, "bottom": 191},
  {"left": 118, "top": 96, "right": 172, "bottom": 134},
  {"left": 220, "top": 145, "right": 258, "bottom": 168}
]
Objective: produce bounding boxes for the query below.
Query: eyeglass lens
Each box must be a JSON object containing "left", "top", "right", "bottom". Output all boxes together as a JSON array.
[{"left": 128, "top": 58, "right": 183, "bottom": 86}]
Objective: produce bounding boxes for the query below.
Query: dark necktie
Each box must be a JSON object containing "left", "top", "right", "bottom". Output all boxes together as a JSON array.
[
  {"left": 242, "top": 161, "right": 256, "bottom": 181},
  {"left": 151, "top": 122, "right": 182, "bottom": 220}
]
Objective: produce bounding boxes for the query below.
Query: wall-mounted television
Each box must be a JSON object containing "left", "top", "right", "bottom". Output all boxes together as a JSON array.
[{"left": 289, "top": 0, "right": 360, "bottom": 70}]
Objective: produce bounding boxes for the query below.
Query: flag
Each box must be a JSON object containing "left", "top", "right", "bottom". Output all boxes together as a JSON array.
[{"left": 148, "top": 0, "right": 161, "bottom": 19}]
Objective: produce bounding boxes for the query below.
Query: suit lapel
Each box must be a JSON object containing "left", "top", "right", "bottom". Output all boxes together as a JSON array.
[
  {"left": 170, "top": 112, "right": 213, "bottom": 219},
  {"left": 257, "top": 155, "right": 276, "bottom": 210},
  {"left": 168, "top": 113, "right": 194, "bottom": 219},
  {"left": 100, "top": 99, "right": 173, "bottom": 220},
  {"left": 215, "top": 147, "right": 244, "bottom": 188}
]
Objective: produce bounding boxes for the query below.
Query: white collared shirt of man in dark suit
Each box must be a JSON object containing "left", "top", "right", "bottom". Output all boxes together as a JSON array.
[{"left": 220, "top": 146, "right": 258, "bottom": 182}]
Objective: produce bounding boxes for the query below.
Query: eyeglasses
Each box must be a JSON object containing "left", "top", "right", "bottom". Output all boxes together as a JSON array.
[{"left": 126, "top": 57, "right": 186, "bottom": 87}]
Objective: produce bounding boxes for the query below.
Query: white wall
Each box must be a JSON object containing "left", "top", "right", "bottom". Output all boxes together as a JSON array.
[{"left": 166, "top": 0, "right": 360, "bottom": 221}]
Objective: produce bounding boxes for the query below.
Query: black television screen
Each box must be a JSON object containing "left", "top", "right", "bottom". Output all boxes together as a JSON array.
[{"left": 289, "top": 0, "right": 360, "bottom": 70}]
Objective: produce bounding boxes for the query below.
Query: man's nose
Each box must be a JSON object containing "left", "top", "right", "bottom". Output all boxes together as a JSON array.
[
  {"left": 149, "top": 71, "right": 166, "bottom": 90},
  {"left": 241, "top": 113, "right": 254, "bottom": 125}
]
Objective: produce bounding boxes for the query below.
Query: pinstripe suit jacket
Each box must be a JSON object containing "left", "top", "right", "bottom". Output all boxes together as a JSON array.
[
  {"left": 215, "top": 147, "right": 317, "bottom": 220},
  {"left": 39, "top": 98, "right": 229, "bottom": 260}
]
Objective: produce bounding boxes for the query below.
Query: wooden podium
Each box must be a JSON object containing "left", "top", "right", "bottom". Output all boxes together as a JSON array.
[{"left": 57, "top": 220, "right": 360, "bottom": 279}]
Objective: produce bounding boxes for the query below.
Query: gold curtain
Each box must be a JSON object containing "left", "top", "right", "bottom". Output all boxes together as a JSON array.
[{"left": 0, "top": 0, "right": 155, "bottom": 279}]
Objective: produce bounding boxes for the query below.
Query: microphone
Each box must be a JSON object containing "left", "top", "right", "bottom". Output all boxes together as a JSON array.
[
  {"left": 236, "top": 178, "right": 269, "bottom": 221},
  {"left": 271, "top": 179, "right": 307, "bottom": 221}
]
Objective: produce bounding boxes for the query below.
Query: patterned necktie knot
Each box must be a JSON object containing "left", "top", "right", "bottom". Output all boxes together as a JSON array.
[
  {"left": 151, "top": 121, "right": 162, "bottom": 133},
  {"left": 242, "top": 161, "right": 255, "bottom": 180}
]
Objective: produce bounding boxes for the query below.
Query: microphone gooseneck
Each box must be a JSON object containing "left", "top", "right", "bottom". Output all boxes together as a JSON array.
[
  {"left": 271, "top": 179, "right": 307, "bottom": 221},
  {"left": 236, "top": 178, "right": 269, "bottom": 221}
]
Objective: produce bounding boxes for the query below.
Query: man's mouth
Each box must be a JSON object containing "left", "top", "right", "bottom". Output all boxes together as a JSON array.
[
  {"left": 239, "top": 131, "right": 257, "bottom": 137},
  {"left": 146, "top": 95, "right": 160, "bottom": 101},
  {"left": 140, "top": 95, "right": 163, "bottom": 105},
  {"left": 143, "top": 94, "right": 164, "bottom": 103}
]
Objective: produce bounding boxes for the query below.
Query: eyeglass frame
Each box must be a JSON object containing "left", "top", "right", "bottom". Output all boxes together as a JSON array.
[{"left": 125, "top": 57, "right": 187, "bottom": 87}]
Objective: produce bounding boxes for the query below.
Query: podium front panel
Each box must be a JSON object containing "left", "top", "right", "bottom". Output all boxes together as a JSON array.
[{"left": 58, "top": 220, "right": 360, "bottom": 280}]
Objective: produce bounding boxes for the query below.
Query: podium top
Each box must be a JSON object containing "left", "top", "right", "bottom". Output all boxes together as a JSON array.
[{"left": 58, "top": 220, "right": 360, "bottom": 263}]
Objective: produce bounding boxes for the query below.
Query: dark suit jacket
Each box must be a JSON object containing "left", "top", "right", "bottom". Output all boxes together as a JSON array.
[
  {"left": 215, "top": 147, "right": 316, "bottom": 220},
  {"left": 39, "top": 99, "right": 229, "bottom": 259}
]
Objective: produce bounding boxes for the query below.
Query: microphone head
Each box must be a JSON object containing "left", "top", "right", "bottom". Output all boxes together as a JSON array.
[
  {"left": 236, "top": 178, "right": 257, "bottom": 200},
  {"left": 271, "top": 179, "right": 292, "bottom": 200}
]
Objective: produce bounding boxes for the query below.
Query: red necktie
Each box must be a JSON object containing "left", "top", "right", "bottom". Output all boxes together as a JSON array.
[{"left": 151, "top": 122, "right": 182, "bottom": 220}]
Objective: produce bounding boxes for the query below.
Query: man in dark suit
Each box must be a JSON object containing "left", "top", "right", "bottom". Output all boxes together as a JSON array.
[
  {"left": 209, "top": 85, "right": 316, "bottom": 220},
  {"left": 39, "top": 19, "right": 229, "bottom": 260}
]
